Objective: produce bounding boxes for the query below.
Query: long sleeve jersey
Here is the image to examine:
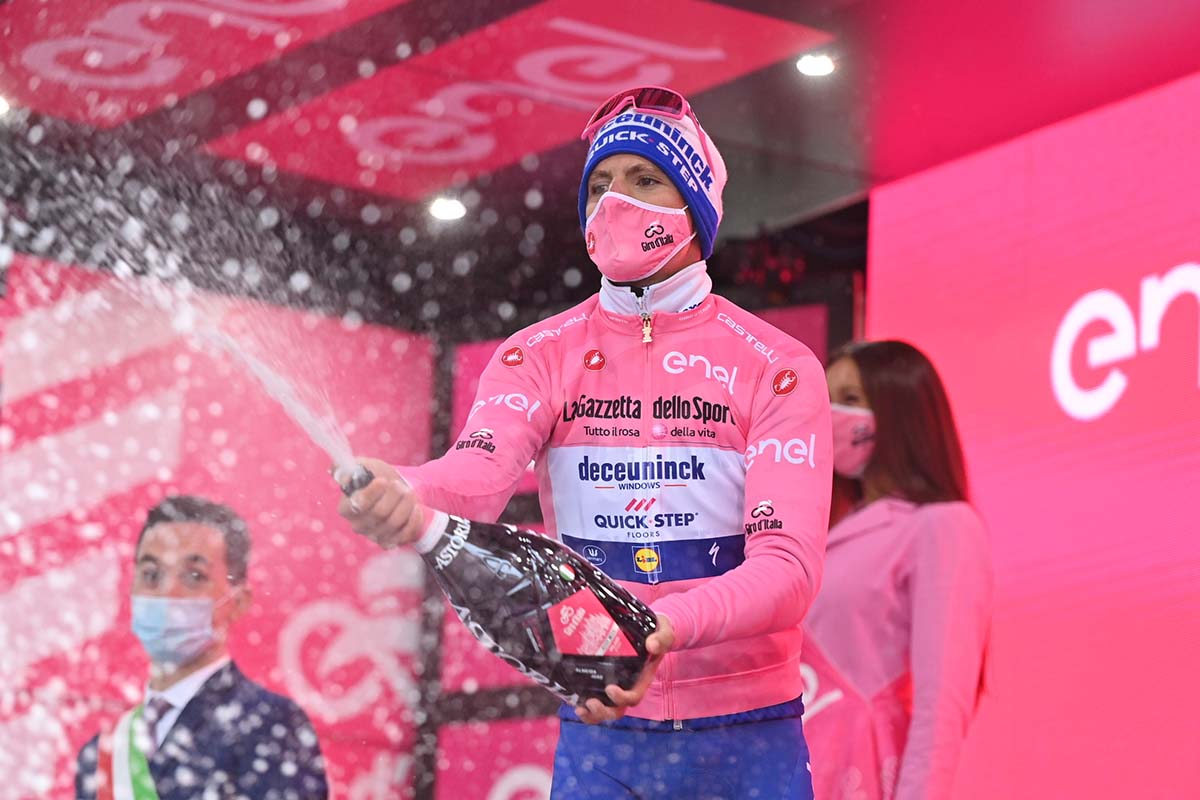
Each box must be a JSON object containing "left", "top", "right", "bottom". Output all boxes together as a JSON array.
[
  {"left": 801, "top": 498, "right": 993, "bottom": 799},
  {"left": 402, "top": 262, "right": 832, "bottom": 719}
]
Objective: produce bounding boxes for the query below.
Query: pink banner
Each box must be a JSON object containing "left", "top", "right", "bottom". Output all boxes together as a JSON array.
[
  {"left": 868, "top": 71, "right": 1200, "bottom": 798},
  {"left": 207, "top": 0, "right": 830, "bottom": 199},
  {"left": 0, "top": 0, "right": 405, "bottom": 127}
]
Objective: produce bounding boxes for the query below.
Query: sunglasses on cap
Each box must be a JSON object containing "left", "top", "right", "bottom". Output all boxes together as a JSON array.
[
  {"left": 580, "top": 86, "right": 690, "bottom": 138},
  {"left": 580, "top": 86, "right": 714, "bottom": 171}
]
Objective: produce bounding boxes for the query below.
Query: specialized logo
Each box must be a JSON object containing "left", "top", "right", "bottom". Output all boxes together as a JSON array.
[
  {"left": 745, "top": 434, "right": 818, "bottom": 468},
  {"left": 1050, "top": 262, "right": 1200, "bottom": 420},
  {"left": 641, "top": 222, "right": 675, "bottom": 253},
  {"left": 501, "top": 346, "right": 524, "bottom": 367},
  {"left": 662, "top": 351, "right": 738, "bottom": 395},
  {"left": 716, "top": 312, "right": 781, "bottom": 364},
  {"left": 746, "top": 500, "right": 782, "bottom": 535},
  {"left": 561, "top": 394, "right": 641, "bottom": 421},
  {"left": 583, "top": 349, "right": 607, "bottom": 371},
  {"left": 578, "top": 454, "right": 706, "bottom": 488},
  {"left": 633, "top": 546, "right": 662, "bottom": 583},
  {"left": 772, "top": 368, "right": 799, "bottom": 396},
  {"left": 455, "top": 428, "right": 497, "bottom": 453},
  {"left": 626, "top": 498, "right": 657, "bottom": 512}
]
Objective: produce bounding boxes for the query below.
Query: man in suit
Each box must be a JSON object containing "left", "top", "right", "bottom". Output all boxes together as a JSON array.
[{"left": 76, "top": 495, "right": 329, "bottom": 799}]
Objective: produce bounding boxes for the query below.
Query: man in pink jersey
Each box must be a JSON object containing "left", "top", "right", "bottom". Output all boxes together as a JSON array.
[{"left": 339, "top": 86, "right": 832, "bottom": 798}]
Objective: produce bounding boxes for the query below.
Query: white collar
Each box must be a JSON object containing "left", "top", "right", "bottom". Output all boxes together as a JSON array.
[
  {"left": 598, "top": 261, "right": 712, "bottom": 316},
  {"left": 146, "top": 655, "right": 231, "bottom": 711}
]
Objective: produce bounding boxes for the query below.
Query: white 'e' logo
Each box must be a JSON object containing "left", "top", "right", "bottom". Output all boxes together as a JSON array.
[{"left": 1051, "top": 263, "right": 1200, "bottom": 420}]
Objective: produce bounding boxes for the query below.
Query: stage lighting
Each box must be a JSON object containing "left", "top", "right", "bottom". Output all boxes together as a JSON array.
[
  {"left": 796, "top": 54, "right": 835, "bottom": 77},
  {"left": 429, "top": 197, "right": 467, "bottom": 221}
]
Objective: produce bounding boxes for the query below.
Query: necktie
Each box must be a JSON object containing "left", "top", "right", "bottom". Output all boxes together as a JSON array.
[{"left": 142, "top": 696, "right": 174, "bottom": 757}]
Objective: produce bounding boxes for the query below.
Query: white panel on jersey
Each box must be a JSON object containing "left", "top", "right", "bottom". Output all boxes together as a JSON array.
[{"left": 547, "top": 445, "right": 745, "bottom": 544}]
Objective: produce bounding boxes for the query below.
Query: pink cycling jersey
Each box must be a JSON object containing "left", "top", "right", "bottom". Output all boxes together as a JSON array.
[{"left": 401, "top": 262, "right": 832, "bottom": 720}]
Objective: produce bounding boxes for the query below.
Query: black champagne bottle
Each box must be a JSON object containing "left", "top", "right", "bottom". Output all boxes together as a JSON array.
[{"left": 413, "top": 509, "right": 659, "bottom": 707}]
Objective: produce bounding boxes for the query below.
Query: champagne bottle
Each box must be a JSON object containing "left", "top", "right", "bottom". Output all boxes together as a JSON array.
[
  {"left": 413, "top": 509, "right": 658, "bottom": 707},
  {"left": 334, "top": 465, "right": 659, "bottom": 705}
]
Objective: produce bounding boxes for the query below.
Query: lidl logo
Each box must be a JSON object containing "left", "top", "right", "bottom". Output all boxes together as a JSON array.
[{"left": 633, "top": 546, "right": 661, "bottom": 584}]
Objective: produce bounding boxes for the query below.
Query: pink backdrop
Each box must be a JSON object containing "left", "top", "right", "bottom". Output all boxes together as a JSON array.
[
  {"left": 0, "top": 257, "right": 435, "bottom": 798},
  {"left": 867, "top": 71, "right": 1200, "bottom": 798}
]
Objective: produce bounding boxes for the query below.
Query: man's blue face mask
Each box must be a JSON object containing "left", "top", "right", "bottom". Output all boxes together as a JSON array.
[{"left": 130, "top": 595, "right": 228, "bottom": 666}]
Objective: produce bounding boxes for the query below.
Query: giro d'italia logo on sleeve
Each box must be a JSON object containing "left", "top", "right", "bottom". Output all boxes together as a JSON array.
[
  {"left": 772, "top": 368, "right": 799, "bottom": 396},
  {"left": 583, "top": 349, "right": 606, "bottom": 371},
  {"left": 746, "top": 499, "right": 783, "bottom": 536},
  {"left": 501, "top": 346, "right": 524, "bottom": 367}
]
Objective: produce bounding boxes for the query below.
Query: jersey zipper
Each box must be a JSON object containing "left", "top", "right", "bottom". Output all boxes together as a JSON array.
[
  {"left": 635, "top": 290, "right": 677, "bottom": 723},
  {"left": 635, "top": 290, "right": 672, "bottom": 719},
  {"left": 635, "top": 292, "right": 653, "bottom": 343}
]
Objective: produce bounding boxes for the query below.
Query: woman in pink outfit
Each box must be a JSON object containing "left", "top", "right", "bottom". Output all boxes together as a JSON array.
[{"left": 802, "top": 340, "right": 992, "bottom": 800}]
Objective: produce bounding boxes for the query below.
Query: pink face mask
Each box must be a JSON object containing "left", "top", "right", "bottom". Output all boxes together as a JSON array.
[
  {"left": 831, "top": 403, "right": 876, "bottom": 478},
  {"left": 584, "top": 192, "right": 696, "bottom": 283}
]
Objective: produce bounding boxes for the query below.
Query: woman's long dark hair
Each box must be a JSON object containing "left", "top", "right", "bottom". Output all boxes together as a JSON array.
[
  {"left": 831, "top": 340, "right": 987, "bottom": 703},
  {"left": 831, "top": 340, "right": 969, "bottom": 506}
]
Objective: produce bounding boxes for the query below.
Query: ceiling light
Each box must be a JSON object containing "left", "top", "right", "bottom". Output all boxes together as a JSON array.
[
  {"left": 796, "top": 54, "right": 835, "bottom": 77},
  {"left": 429, "top": 197, "right": 466, "bottom": 221}
]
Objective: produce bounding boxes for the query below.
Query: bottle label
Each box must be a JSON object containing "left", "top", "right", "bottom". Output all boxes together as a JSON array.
[{"left": 548, "top": 588, "right": 638, "bottom": 657}]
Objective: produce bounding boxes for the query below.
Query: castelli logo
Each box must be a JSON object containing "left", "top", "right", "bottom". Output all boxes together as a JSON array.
[
  {"left": 772, "top": 368, "right": 799, "bottom": 396},
  {"left": 583, "top": 349, "right": 606, "bottom": 371},
  {"left": 586, "top": 230, "right": 597, "bottom": 254},
  {"left": 501, "top": 346, "right": 524, "bottom": 367}
]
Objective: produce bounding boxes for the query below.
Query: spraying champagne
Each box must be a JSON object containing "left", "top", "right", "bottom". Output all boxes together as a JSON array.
[{"left": 336, "top": 468, "right": 658, "bottom": 706}]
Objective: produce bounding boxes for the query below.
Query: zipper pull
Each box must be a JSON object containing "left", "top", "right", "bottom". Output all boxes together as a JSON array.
[{"left": 636, "top": 293, "right": 653, "bottom": 344}]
